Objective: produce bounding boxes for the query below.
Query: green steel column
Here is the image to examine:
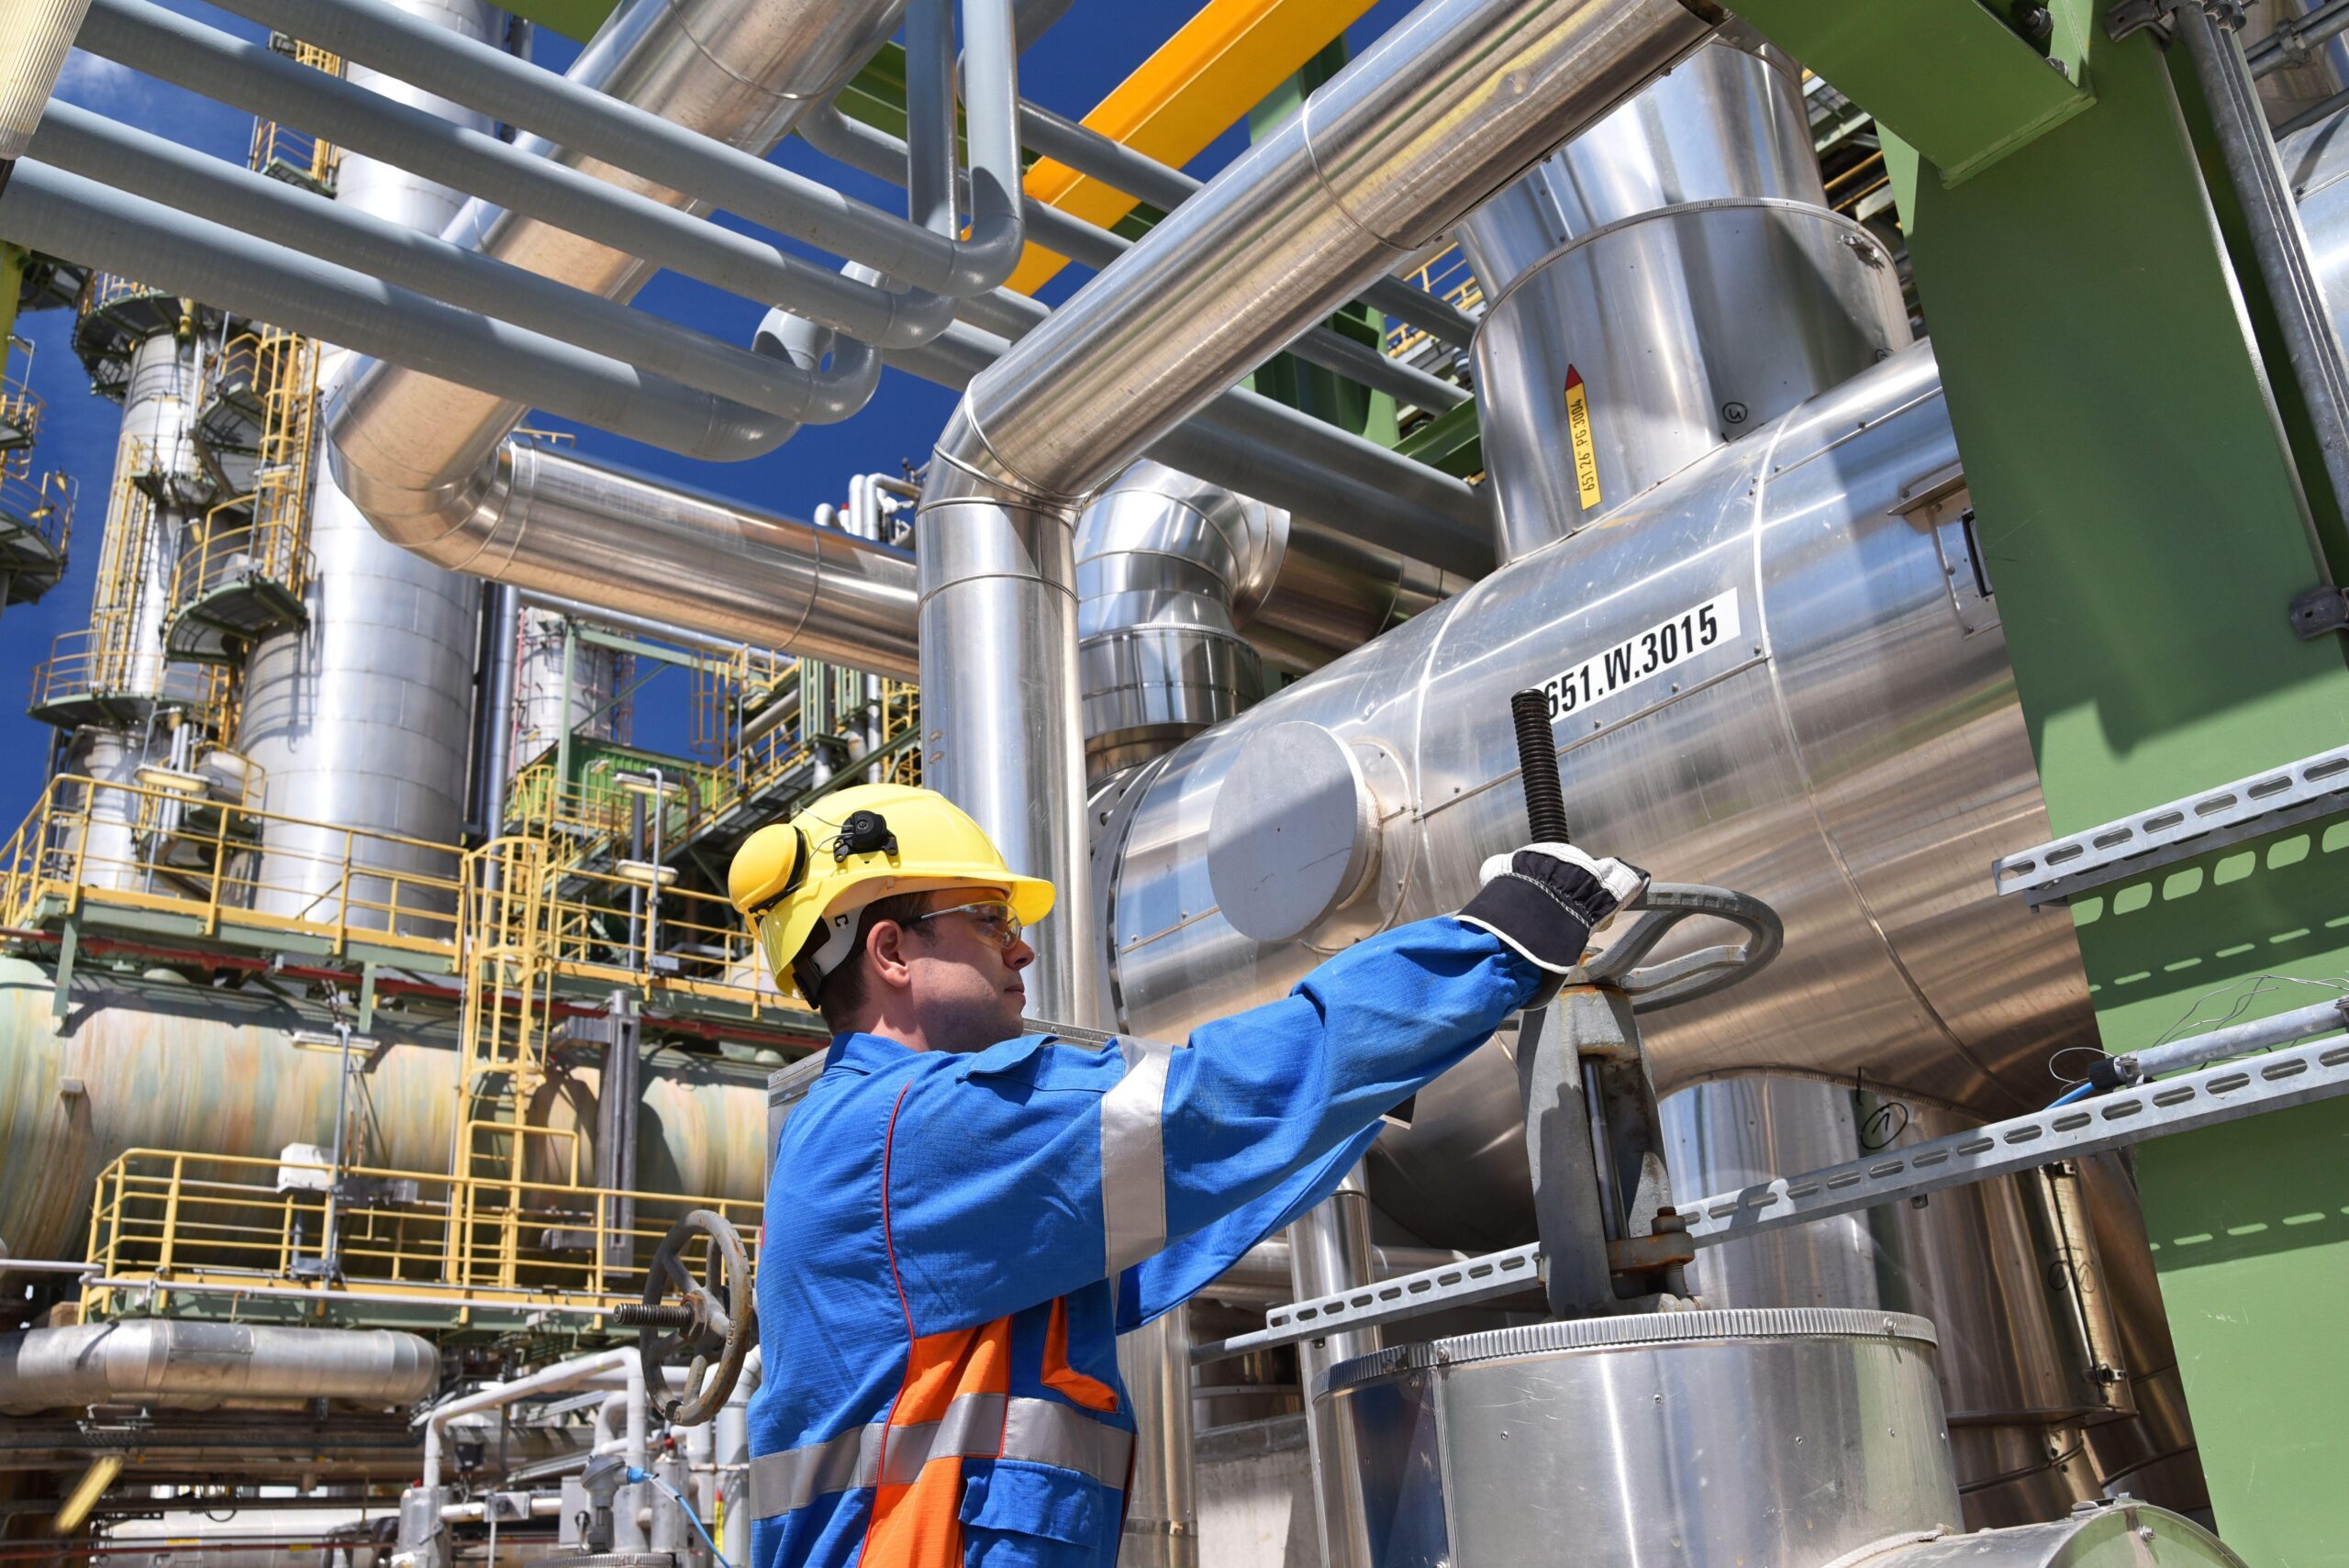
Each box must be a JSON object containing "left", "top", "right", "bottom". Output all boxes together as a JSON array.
[{"left": 1731, "top": 3, "right": 2349, "bottom": 1559}]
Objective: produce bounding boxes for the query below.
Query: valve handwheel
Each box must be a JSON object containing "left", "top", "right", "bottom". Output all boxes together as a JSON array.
[{"left": 616, "top": 1209, "right": 754, "bottom": 1427}]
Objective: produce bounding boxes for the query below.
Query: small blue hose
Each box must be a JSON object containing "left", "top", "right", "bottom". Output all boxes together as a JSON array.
[
  {"left": 2046, "top": 1082, "right": 2095, "bottom": 1109},
  {"left": 628, "top": 1466, "right": 732, "bottom": 1568}
]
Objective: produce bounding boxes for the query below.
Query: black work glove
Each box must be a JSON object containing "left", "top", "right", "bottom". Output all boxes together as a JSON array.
[{"left": 1457, "top": 842, "right": 1648, "bottom": 997}]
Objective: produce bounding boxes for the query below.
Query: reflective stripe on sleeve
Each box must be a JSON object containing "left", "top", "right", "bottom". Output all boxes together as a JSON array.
[
  {"left": 1098, "top": 1038, "right": 1173, "bottom": 1273},
  {"left": 749, "top": 1396, "right": 1134, "bottom": 1518}
]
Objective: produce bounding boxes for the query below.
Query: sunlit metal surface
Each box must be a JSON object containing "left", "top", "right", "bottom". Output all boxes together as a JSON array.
[{"left": 1097, "top": 344, "right": 2094, "bottom": 1241}]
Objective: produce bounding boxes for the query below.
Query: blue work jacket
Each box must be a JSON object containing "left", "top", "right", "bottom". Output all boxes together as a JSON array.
[{"left": 746, "top": 917, "right": 1535, "bottom": 1568}]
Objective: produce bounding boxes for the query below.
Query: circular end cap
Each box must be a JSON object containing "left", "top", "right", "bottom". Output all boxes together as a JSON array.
[{"left": 1208, "top": 721, "right": 1378, "bottom": 943}]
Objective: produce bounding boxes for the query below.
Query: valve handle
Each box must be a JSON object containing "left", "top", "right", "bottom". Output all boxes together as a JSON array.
[
  {"left": 631, "top": 1209, "right": 754, "bottom": 1428},
  {"left": 1575, "top": 882, "right": 1783, "bottom": 1012}
]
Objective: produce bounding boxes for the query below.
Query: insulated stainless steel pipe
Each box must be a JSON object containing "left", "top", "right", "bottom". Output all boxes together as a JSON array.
[
  {"left": 318, "top": 0, "right": 913, "bottom": 641},
  {"left": 918, "top": 3, "right": 1719, "bottom": 1560},
  {"left": 202, "top": 0, "right": 1027, "bottom": 298},
  {"left": 923, "top": 0, "right": 1720, "bottom": 1022}
]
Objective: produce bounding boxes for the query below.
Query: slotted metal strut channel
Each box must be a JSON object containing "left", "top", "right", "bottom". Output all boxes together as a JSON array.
[{"left": 1194, "top": 1019, "right": 2349, "bottom": 1362}]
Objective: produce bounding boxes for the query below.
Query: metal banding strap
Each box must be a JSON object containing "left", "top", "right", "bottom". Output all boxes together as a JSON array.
[
  {"left": 748, "top": 1395, "right": 1134, "bottom": 1518},
  {"left": 1099, "top": 1037, "right": 1174, "bottom": 1273}
]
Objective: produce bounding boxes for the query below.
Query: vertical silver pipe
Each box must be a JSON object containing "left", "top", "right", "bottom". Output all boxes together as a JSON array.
[
  {"left": 239, "top": 0, "right": 502, "bottom": 930},
  {"left": 477, "top": 583, "right": 518, "bottom": 833},
  {"left": 1286, "top": 1168, "right": 1375, "bottom": 1568},
  {"left": 2176, "top": 0, "right": 2349, "bottom": 542},
  {"left": 1116, "top": 1305, "right": 1198, "bottom": 1568}
]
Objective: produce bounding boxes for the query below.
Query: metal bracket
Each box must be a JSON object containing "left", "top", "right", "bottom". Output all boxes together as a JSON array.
[
  {"left": 2289, "top": 583, "right": 2349, "bottom": 639},
  {"left": 1992, "top": 741, "right": 2349, "bottom": 905},
  {"left": 1682, "top": 1029, "right": 2349, "bottom": 1246},
  {"left": 1199, "top": 1018, "right": 2349, "bottom": 1362}
]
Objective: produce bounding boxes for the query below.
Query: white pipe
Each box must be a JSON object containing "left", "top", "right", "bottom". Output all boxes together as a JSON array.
[{"left": 421, "top": 1349, "right": 632, "bottom": 1490}]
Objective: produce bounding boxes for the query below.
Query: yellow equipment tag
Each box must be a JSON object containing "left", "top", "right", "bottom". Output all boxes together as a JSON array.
[{"left": 1564, "top": 366, "right": 1602, "bottom": 510}]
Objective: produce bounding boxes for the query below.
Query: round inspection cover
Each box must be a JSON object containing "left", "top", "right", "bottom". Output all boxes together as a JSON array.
[{"left": 1207, "top": 721, "right": 1378, "bottom": 943}]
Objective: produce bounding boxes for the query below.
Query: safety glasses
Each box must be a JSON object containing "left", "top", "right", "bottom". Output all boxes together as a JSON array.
[{"left": 907, "top": 898, "right": 1023, "bottom": 952}]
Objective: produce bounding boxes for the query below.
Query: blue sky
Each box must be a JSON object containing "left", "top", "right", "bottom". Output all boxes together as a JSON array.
[{"left": 0, "top": 0, "right": 1416, "bottom": 810}]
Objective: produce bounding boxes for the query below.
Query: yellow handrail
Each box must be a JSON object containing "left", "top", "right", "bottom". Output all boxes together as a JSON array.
[{"left": 83, "top": 1146, "right": 761, "bottom": 1316}]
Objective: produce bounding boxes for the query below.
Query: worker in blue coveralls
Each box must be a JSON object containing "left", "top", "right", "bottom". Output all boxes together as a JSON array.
[{"left": 724, "top": 782, "right": 1643, "bottom": 1568}]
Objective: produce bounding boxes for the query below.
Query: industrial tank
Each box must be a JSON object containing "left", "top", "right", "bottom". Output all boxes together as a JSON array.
[
  {"left": 0, "top": 959, "right": 769, "bottom": 1269},
  {"left": 1095, "top": 340, "right": 2084, "bottom": 1232}
]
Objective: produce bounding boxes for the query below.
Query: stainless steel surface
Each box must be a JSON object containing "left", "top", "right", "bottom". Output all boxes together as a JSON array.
[
  {"left": 947, "top": 0, "right": 1717, "bottom": 506},
  {"left": 2176, "top": 1, "right": 2349, "bottom": 547},
  {"left": 240, "top": 0, "right": 495, "bottom": 931},
  {"left": 1246, "top": 506, "right": 1467, "bottom": 678},
  {"left": 1204, "top": 721, "right": 1394, "bottom": 946},
  {"left": 915, "top": 447, "right": 1098, "bottom": 1027},
  {"left": 76, "top": 0, "right": 945, "bottom": 350},
  {"left": 1119, "top": 1305, "right": 1200, "bottom": 1568},
  {"left": 1322, "top": 1309, "right": 1960, "bottom": 1568},
  {"left": 324, "top": 0, "right": 908, "bottom": 632},
  {"left": 1464, "top": 39, "right": 1908, "bottom": 562},
  {"left": 1475, "top": 200, "right": 1907, "bottom": 560},
  {"left": 332, "top": 439, "right": 919, "bottom": 680},
  {"left": 1286, "top": 1170, "right": 1375, "bottom": 1568},
  {"left": 1455, "top": 35, "right": 1824, "bottom": 296},
  {"left": 1098, "top": 344, "right": 2092, "bottom": 1250},
  {"left": 0, "top": 1322, "right": 438, "bottom": 1414},
  {"left": 1074, "top": 462, "right": 1270, "bottom": 776},
  {"left": 1660, "top": 1078, "right": 2094, "bottom": 1523},
  {"left": 0, "top": 959, "right": 768, "bottom": 1266},
  {"left": 113, "top": 327, "right": 206, "bottom": 702},
  {"left": 1849, "top": 1502, "right": 2249, "bottom": 1568}
]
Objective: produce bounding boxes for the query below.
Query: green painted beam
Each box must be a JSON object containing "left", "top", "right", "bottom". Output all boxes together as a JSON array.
[
  {"left": 1734, "top": 0, "right": 2091, "bottom": 183},
  {"left": 506, "top": 0, "right": 619, "bottom": 44},
  {"left": 1904, "top": 18, "right": 2349, "bottom": 1560}
]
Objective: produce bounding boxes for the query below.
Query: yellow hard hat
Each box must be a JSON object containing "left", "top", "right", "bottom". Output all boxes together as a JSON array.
[{"left": 729, "top": 783, "right": 1054, "bottom": 1005}]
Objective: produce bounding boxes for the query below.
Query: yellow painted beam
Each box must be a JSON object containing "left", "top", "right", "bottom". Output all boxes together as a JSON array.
[{"left": 1005, "top": 0, "right": 1377, "bottom": 295}]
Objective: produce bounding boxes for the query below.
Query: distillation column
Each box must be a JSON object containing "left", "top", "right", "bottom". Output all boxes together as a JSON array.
[{"left": 237, "top": 0, "right": 504, "bottom": 929}]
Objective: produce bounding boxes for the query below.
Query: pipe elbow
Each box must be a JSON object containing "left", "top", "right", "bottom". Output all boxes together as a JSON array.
[
  {"left": 324, "top": 363, "right": 512, "bottom": 574},
  {"left": 937, "top": 209, "right": 1026, "bottom": 297}
]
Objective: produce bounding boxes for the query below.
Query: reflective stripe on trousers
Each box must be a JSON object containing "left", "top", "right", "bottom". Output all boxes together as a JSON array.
[
  {"left": 749, "top": 1394, "right": 1134, "bottom": 1518},
  {"left": 1099, "top": 1037, "right": 1174, "bottom": 1273}
]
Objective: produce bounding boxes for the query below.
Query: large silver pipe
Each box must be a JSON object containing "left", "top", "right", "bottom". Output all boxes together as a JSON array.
[
  {"left": 799, "top": 105, "right": 1469, "bottom": 412},
  {"left": 0, "top": 1322, "right": 438, "bottom": 1414},
  {"left": 1464, "top": 37, "right": 1909, "bottom": 562},
  {"left": 924, "top": 0, "right": 1721, "bottom": 1020},
  {"left": 314, "top": 0, "right": 912, "bottom": 642},
  {"left": 888, "top": 317, "right": 1492, "bottom": 572},
  {"left": 1074, "top": 463, "right": 1272, "bottom": 780},
  {"left": 202, "top": 0, "right": 1026, "bottom": 297},
  {"left": 920, "top": 3, "right": 1719, "bottom": 1557},
  {"left": 1092, "top": 342, "right": 2087, "bottom": 1247},
  {"left": 335, "top": 437, "right": 918, "bottom": 680},
  {"left": 28, "top": 102, "right": 879, "bottom": 432},
  {"left": 1286, "top": 1170, "right": 1375, "bottom": 1568},
  {"left": 237, "top": 0, "right": 499, "bottom": 933},
  {"left": 75, "top": 0, "right": 946, "bottom": 350}
]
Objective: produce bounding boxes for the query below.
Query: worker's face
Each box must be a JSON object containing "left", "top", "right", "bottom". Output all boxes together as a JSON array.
[{"left": 895, "top": 885, "right": 1035, "bottom": 1050}]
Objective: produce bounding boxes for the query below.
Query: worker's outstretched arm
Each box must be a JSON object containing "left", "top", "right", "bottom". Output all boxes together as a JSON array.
[{"left": 882, "top": 846, "right": 1641, "bottom": 1334}]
